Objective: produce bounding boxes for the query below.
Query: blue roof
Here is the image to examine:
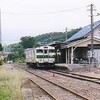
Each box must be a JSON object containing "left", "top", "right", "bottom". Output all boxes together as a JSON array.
[{"left": 66, "top": 20, "right": 100, "bottom": 42}]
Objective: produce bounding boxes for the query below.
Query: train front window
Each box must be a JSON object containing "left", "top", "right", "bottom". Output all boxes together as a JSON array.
[
  {"left": 36, "top": 49, "right": 43, "bottom": 53},
  {"left": 44, "top": 50, "right": 47, "bottom": 54}
]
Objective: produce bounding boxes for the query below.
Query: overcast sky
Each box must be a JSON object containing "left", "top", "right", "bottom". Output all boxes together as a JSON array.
[{"left": 0, "top": 0, "right": 100, "bottom": 45}]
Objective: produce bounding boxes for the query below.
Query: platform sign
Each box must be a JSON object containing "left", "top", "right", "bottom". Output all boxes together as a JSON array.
[{"left": 88, "top": 44, "right": 100, "bottom": 49}]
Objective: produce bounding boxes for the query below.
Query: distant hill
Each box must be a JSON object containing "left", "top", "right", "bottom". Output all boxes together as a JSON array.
[
  {"left": 35, "top": 32, "right": 65, "bottom": 45},
  {"left": 6, "top": 27, "right": 82, "bottom": 52},
  {"left": 35, "top": 28, "right": 82, "bottom": 45}
]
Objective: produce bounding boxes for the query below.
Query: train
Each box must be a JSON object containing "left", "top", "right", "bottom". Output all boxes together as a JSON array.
[{"left": 25, "top": 45, "right": 56, "bottom": 67}]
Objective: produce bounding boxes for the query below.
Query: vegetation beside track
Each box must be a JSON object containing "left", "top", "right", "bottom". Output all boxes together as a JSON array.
[{"left": 0, "top": 65, "right": 23, "bottom": 100}]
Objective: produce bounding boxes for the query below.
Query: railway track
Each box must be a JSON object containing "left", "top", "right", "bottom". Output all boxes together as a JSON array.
[
  {"left": 24, "top": 78, "right": 55, "bottom": 100},
  {"left": 14, "top": 64, "right": 100, "bottom": 99},
  {"left": 14, "top": 64, "right": 55, "bottom": 100},
  {"left": 25, "top": 70, "right": 100, "bottom": 100},
  {"left": 15, "top": 63, "right": 100, "bottom": 84},
  {"left": 14, "top": 64, "right": 88, "bottom": 99},
  {"left": 29, "top": 75, "right": 86, "bottom": 100},
  {"left": 48, "top": 70, "right": 100, "bottom": 84},
  {"left": 24, "top": 68, "right": 88, "bottom": 100}
]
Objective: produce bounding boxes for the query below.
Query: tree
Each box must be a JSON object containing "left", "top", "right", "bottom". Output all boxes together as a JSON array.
[
  {"left": 35, "top": 28, "right": 82, "bottom": 44},
  {"left": 7, "top": 43, "right": 25, "bottom": 62},
  {"left": 20, "top": 36, "right": 36, "bottom": 49},
  {"left": 0, "top": 43, "right": 3, "bottom": 51},
  {"left": 7, "top": 53, "right": 17, "bottom": 62}
]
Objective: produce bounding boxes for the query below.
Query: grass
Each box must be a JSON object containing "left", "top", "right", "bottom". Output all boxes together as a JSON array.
[{"left": 0, "top": 65, "right": 23, "bottom": 100}]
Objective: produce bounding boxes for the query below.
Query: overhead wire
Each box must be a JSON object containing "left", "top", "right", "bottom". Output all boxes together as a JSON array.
[
  {"left": 1, "top": 6, "right": 86, "bottom": 44},
  {"left": 2, "top": 6, "right": 86, "bottom": 15}
]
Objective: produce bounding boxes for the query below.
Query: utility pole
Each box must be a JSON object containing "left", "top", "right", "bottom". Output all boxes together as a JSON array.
[
  {"left": 90, "top": 4, "right": 94, "bottom": 64},
  {"left": 88, "top": 4, "right": 95, "bottom": 64},
  {"left": 65, "top": 27, "right": 67, "bottom": 40}
]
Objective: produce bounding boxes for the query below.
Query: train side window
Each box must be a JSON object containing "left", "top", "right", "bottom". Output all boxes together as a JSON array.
[{"left": 36, "top": 49, "right": 43, "bottom": 53}]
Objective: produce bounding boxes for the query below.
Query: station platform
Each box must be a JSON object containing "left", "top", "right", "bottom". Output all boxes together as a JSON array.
[{"left": 55, "top": 63, "right": 86, "bottom": 71}]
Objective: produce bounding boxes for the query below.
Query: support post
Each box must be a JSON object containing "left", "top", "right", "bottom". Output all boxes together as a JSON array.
[
  {"left": 71, "top": 47, "right": 74, "bottom": 64},
  {"left": 68, "top": 48, "right": 70, "bottom": 64},
  {"left": 66, "top": 48, "right": 67, "bottom": 63}
]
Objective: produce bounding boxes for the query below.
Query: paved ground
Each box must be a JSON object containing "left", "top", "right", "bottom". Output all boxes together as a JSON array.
[
  {"left": 55, "top": 63, "right": 100, "bottom": 78},
  {"left": 55, "top": 63, "right": 84, "bottom": 71}
]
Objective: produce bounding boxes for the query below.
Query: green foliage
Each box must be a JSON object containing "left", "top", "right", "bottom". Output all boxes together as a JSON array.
[
  {"left": 0, "top": 67, "right": 23, "bottom": 100},
  {"left": 15, "top": 57, "right": 25, "bottom": 63},
  {"left": 0, "top": 89, "right": 11, "bottom": 100},
  {"left": 20, "top": 36, "right": 36, "bottom": 49},
  {"left": 0, "top": 43, "right": 3, "bottom": 51},
  {"left": 35, "top": 32, "right": 66, "bottom": 45},
  {"left": 0, "top": 60, "right": 3, "bottom": 65},
  {"left": 7, "top": 43, "right": 25, "bottom": 62},
  {"left": 7, "top": 52, "right": 25, "bottom": 63},
  {"left": 9, "top": 43, "right": 23, "bottom": 52},
  {"left": 8, "top": 36, "right": 36, "bottom": 62},
  {"left": 7, "top": 53, "right": 17, "bottom": 62},
  {"left": 35, "top": 28, "right": 82, "bottom": 44}
]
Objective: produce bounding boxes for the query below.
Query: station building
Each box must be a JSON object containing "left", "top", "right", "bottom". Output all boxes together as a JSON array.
[{"left": 54, "top": 20, "right": 100, "bottom": 64}]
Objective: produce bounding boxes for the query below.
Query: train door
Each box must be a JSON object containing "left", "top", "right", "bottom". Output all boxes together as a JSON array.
[{"left": 44, "top": 49, "right": 48, "bottom": 62}]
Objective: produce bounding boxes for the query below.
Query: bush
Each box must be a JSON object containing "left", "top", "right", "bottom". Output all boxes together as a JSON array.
[
  {"left": 0, "top": 67, "right": 23, "bottom": 100},
  {"left": 0, "top": 60, "right": 3, "bottom": 65}
]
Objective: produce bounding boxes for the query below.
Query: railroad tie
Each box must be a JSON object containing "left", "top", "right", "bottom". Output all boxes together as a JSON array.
[{"left": 22, "top": 88, "right": 33, "bottom": 100}]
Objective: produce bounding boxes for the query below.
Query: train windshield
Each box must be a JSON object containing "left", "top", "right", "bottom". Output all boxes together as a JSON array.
[
  {"left": 44, "top": 50, "right": 47, "bottom": 54},
  {"left": 36, "top": 49, "right": 43, "bottom": 53}
]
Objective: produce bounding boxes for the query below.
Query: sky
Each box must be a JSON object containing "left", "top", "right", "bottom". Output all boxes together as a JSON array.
[{"left": 0, "top": 0, "right": 100, "bottom": 45}]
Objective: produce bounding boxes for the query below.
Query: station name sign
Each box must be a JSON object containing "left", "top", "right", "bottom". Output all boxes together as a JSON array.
[{"left": 88, "top": 44, "right": 100, "bottom": 49}]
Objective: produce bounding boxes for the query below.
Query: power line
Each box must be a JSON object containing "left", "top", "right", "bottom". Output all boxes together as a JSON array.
[{"left": 2, "top": 6, "right": 85, "bottom": 15}]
